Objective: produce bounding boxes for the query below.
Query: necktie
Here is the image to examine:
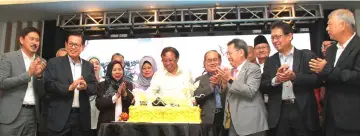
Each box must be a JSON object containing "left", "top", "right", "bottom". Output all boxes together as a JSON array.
[
  {"left": 225, "top": 68, "right": 238, "bottom": 129},
  {"left": 233, "top": 68, "right": 239, "bottom": 78}
]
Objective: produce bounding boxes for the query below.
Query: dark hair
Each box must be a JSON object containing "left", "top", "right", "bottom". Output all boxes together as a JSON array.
[
  {"left": 66, "top": 32, "right": 85, "bottom": 45},
  {"left": 20, "top": 27, "right": 40, "bottom": 39},
  {"left": 143, "top": 61, "right": 152, "bottom": 67},
  {"left": 271, "top": 21, "right": 294, "bottom": 35},
  {"left": 161, "top": 47, "right": 179, "bottom": 59},
  {"left": 111, "top": 53, "right": 124, "bottom": 61},
  {"left": 227, "top": 38, "right": 248, "bottom": 58},
  {"left": 204, "top": 50, "right": 222, "bottom": 63},
  {"left": 105, "top": 61, "right": 124, "bottom": 90},
  {"left": 106, "top": 61, "right": 124, "bottom": 81}
]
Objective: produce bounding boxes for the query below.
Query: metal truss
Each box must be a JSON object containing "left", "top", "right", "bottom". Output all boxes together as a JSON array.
[{"left": 57, "top": 4, "right": 323, "bottom": 31}]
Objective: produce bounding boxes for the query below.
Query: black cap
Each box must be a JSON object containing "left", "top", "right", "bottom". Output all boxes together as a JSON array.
[{"left": 254, "top": 35, "right": 269, "bottom": 47}]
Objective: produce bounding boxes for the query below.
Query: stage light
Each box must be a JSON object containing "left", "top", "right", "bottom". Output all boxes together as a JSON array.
[{"left": 150, "top": 6, "right": 154, "bottom": 8}]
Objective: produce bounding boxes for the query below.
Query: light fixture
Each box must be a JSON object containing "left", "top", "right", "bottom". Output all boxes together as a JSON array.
[{"left": 150, "top": 5, "right": 154, "bottom": 8}]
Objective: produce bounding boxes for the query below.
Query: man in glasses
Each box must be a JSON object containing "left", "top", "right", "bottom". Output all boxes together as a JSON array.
[
  {"left": 194, "top": 50, "right": 227, "bottom": 136},
  {"left": 44, "top": 33, "right": 97, "bottom": 136},
  {"left": 260, "top": 21, "right": 321, "bottom": 136}
]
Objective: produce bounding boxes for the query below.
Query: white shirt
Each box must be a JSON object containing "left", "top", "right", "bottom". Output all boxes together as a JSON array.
[
  {"left": 146, "top": 67, "right": 193, "bottom": 99},
  {"left": 22, "top": 49, "right": 36, "bottom": 105},
  {"left": 68, "top": 56, "right": 82, "bottom": 108},
  {"left": 259, "top": 63, "right": 265, "bottom": 74},
  {"left": 334, "top": 33, "right": 356, "bottom": 66},
  {"left": 272, "top": 47, "right": 296, "bottom": 100}
]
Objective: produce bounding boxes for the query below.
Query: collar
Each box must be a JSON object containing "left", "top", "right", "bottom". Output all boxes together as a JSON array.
[
  {"left": 21, "top": 49, "right": 35, "bottom": 61},
  {"left": 68, "top": 55, "right": 83, "bottom": 65},
  {"left": 234, "top": 60, "right": 246, "bottom": 72},
  {"left": 279, "top": 46, "right": 294, "bottom": 58},
  {"left": 336, "top": 32, "right": 356, "bottom": 49},
  {"left": 164, "top": 66, "right": 182, "bottom": 76}
]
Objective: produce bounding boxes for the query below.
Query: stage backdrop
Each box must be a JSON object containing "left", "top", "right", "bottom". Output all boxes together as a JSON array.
[{"left": 80, "top": 33, "right": 311, "bottom": 82}]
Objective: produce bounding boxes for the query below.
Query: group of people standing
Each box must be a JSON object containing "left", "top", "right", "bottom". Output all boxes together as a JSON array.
[{"left": 0, "top": 8, "right": 359, "bottom": 136}]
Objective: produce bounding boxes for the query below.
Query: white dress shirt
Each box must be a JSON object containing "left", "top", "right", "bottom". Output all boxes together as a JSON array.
[
  {"left": 22, "top": 49, "right": 36, "bottom": 105},
  {"left": 146, "top": 67, "right": 193, "bottom": 99},
  {"left": 68, "top": 56, "right": 82, "bottom": 108},
  {"left": 334, "top": 33, "right": 356, "bottom": 66},
  {"left": 272, "top": 47, "right": 296, "bottom": 100}
]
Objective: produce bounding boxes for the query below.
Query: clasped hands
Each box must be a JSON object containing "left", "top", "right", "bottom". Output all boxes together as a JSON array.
[
  {"left": 309, "top": 58, "right": 327, "bottom": 73},
  {"left": 68, "top": 76, "right": 88, "bottom": 91},
  {"left": 28, "top": 58, "right": 46, "bottom": 78},
  {"left": 115, "top": 82, "right": 127, "bottom": 98},
  {"left": 208, "top": 67, "right": 232, "bottom": 91},
  {"left": 274, "top": 65, "right": 296, "bottom": 84}
]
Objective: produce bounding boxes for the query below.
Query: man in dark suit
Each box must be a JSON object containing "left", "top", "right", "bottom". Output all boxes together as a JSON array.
[
  {"left": 0, "top": 27, "right": 46, "bottom": 136},
  {"left": 309, "top": 9, "right": 359, "bottom": 136},
  {"left": 44, "top": 33, "right": 97, "bottom": 136},
  {"left": 194, "top": 50, "right": 227, "bottom": 135},
  {"left": 260, "top": 21, "right": 320, "bottom": 136}
]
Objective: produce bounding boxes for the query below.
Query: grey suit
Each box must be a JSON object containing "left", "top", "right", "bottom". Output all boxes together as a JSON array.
[
  {"left": 0, "top": 50, "right": 45, "bottom": 136},
  {"left": 223, "top": 61, "right": 268, "bottom": 136}
]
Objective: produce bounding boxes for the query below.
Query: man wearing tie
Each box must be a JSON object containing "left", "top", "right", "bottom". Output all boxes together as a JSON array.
[
  {"left": 194, "top": 50, "right": 227, "bottom": 135},
  {"left": 0, "top": 27, "right": 46, "bottom": 136},
  {"left": 309, "top": 9, "right": 359, "bottom": 136},
  {"left": 260, "top": 21, "right": 320, "bottom": 136},
  {"left": 218, "top": 38, "right": 268, "bottom": 136},
  {"left": 44, "top": 33, "right": 97, "bottom": 136}
]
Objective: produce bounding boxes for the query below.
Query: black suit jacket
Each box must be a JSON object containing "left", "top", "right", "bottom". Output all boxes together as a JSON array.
[
  {"left": 260, "top": 48, "right": 320, "bottom": 131},
  {"left": 95, "top": 81, "right": 133, "bottom": 128},
  {"left": 44, "top": 56, "right": 97, "bottom": 132},
  {"left": 320, "top": 36, "right": 360, "bottom": 131},
  {"left": 194, "top": 73, "right": 226, "bottom": 124}
]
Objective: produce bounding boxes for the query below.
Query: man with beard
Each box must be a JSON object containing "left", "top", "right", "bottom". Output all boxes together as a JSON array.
[{"left": 0, "top": 27, "right": 46, "bottom": 136}]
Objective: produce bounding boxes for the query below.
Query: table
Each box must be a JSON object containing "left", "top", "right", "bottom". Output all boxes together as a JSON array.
[{"left": 98, "top": 122, "right": 225, "bottom": 136}]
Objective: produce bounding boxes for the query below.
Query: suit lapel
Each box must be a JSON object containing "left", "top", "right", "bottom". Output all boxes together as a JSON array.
[
  {"left": 62, "top": 56, "right": 74, "bottom": 84},
  {"left": 237, "top": 61, "right": 249, "bottom": 79},
  {"left": 335, "top": 36, "right": 357, "bottom": 67},
  {"left": 292, "top": 48, "right": 301, "bottom": 73},
  {"left": 327, "top": 44, "right": 337, "bottom": 65},
  {"left": 274, "top": 53, "right": 281, "bottom": 69},
  {"left": 81, "top": 59, "right": 87, "bottom": 80},
  {"left": 16, "top": 50, "right": 26, "bottom": 72}
]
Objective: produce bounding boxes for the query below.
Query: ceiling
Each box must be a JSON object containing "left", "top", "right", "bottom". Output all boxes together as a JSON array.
[{"left": 0, "top": 0, "right": 359, "bottom": 22}]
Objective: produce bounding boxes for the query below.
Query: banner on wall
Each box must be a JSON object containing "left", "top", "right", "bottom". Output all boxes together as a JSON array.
[{"left": 81, "top": 33, "right": 311, "bottom": 82}]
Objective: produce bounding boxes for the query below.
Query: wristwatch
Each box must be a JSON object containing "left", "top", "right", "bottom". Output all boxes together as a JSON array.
[{"left": 228, "top": 79, "right": 233, "bottom": 84}]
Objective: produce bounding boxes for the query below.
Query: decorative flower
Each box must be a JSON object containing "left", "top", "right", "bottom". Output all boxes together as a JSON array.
[{"left": 118, "top": 112, "right": 129, "bottom": 121}]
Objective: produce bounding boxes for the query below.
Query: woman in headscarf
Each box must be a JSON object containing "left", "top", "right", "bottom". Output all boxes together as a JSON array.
[
  {"left": 134, "top": 56, "right": 157, "bottom": 90},
  {"left": 96, "top": 61, "right": 134, "bottom": 127},
  {"left": 88, "top": 57, "right": 102, "bottom": 136}
]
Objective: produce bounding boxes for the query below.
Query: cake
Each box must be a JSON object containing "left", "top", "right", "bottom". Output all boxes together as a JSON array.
[
  {"left": 127, "top": 82, "right": 201, "bottom": 123},
  {"left": 127, "top": 106, "right": 201, "bottom": 123}
]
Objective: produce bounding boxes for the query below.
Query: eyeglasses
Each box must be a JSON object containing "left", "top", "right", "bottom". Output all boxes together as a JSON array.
[
  {"left": 206, "top": 58, "right": 219, "bottom": 63},
  {"left": 226, "top": 50, "right": 239, "bottom": 56},
  {"left": 68, "top": 42, "right": 81, "bottom": 48},
  {"left": 271, "top": 34, "right": 285, "bottom": 41}
]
